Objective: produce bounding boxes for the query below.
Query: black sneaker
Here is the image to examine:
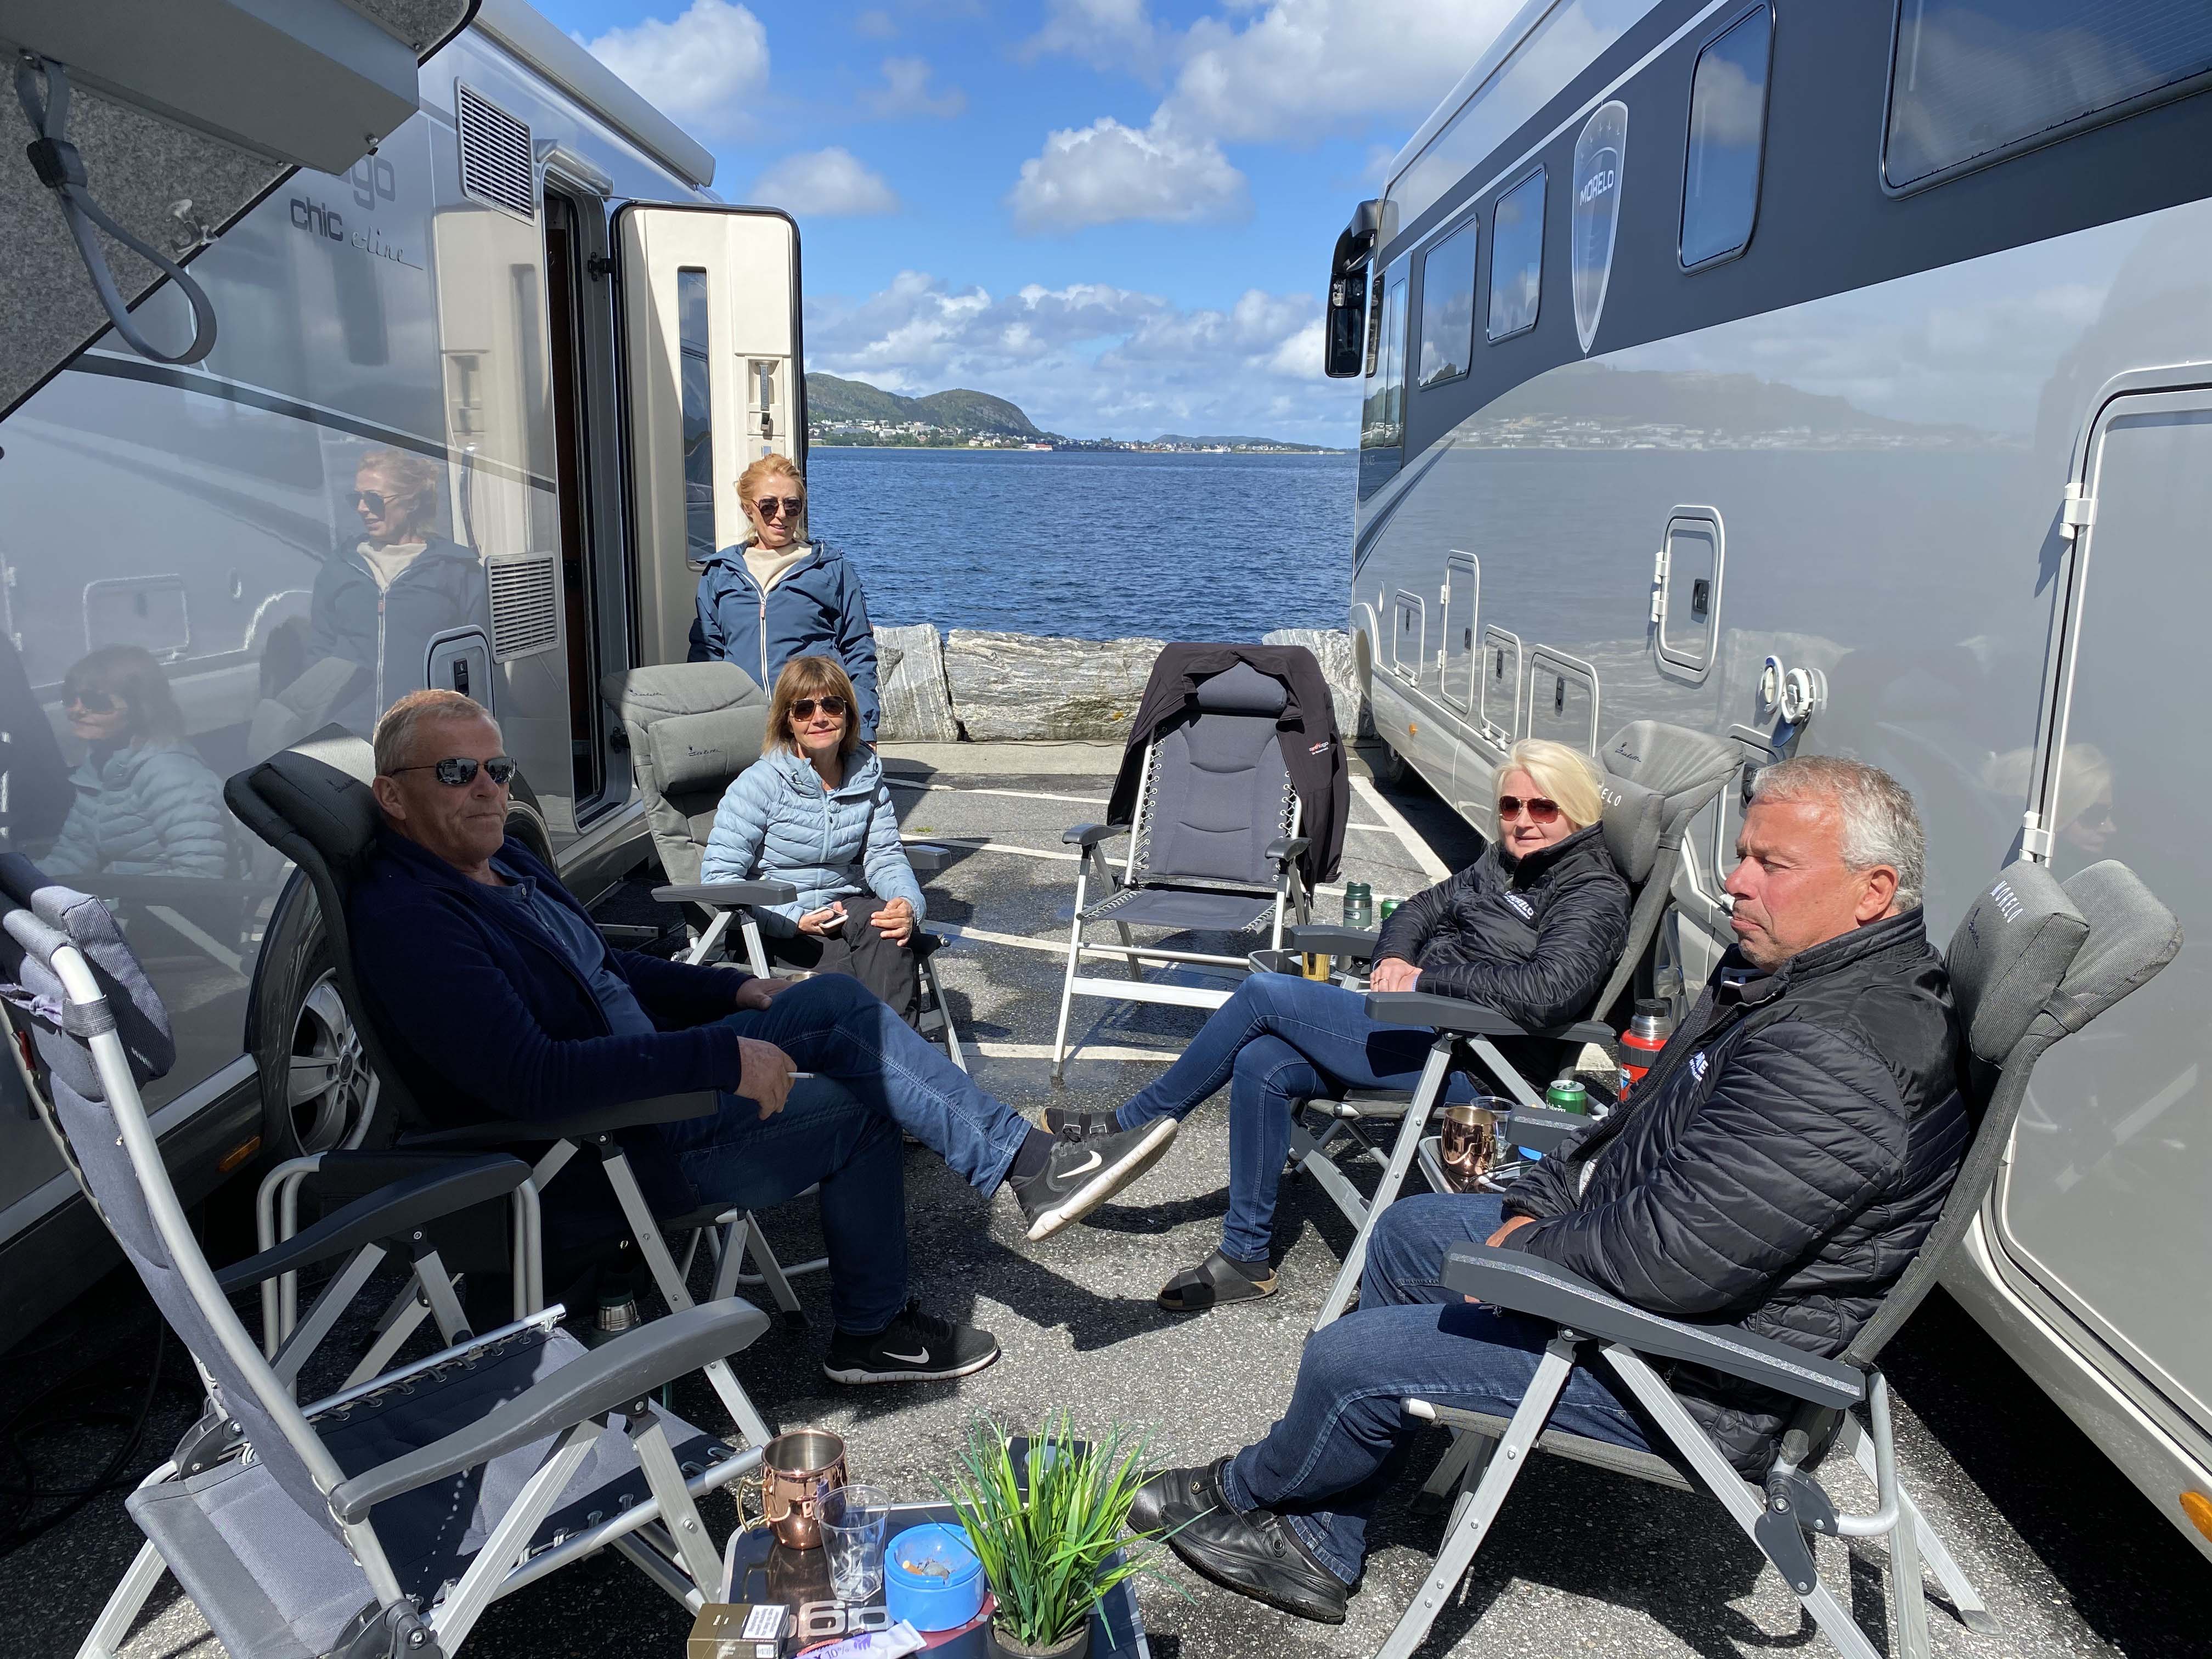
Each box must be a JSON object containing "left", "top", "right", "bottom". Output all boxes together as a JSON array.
[
  {"left": 1011, "top": 1118, "right": 1178, "bottom": 1241},
  {"left": 822, "top": 1300, "right": 1000, "bottom": 1385},
  {"left": 1133, "top": 1458, "right": 1349, "bottom": 1624},
  {"left": 1043, "top": 1107, "right": 1121, "bottom": 1142}
]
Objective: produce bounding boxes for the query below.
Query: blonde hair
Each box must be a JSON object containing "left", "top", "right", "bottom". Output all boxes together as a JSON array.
[
  {"left": 375, "top": 689, "right": 498, "bottom": 776},
  {"left": 1501, "top": 740, "right": 1605, "bottom": 831},
  {"left": 765, "top": 655, "right": 860, "bottom": 760},
  {"left": 357, "top": 447, "right": 444, "bottom": 537},
  {"left": 737, "top": 454, "right": 806, "bottom": 543}
]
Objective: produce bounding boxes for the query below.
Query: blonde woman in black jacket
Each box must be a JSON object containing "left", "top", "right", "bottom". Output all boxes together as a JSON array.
[{"left": 1051, "top": 739, "right": 1629, "bottom": 1313}]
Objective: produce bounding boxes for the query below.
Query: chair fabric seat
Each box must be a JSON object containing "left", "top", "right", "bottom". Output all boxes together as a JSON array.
[
  {"left": 1081, "top": 882, "right": 1275, "bottom": 932},
  {"left": 1422, "top": 1404, "right": 1696, "bottom": 1492},
  {"left": 128, "top": 1324, "right": 736, "bottom": 1659}
]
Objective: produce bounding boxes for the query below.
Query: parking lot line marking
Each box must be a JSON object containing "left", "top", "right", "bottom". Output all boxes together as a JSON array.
[
  {"left": 929, "top": 922, "right": 1069, "bottom": 956},
  {"left": 904, "top": 834, "right": 1081, "bottom": 864},
  {"left": 969, "top": 1042, "right": 1177, "bottom": 1063},
  {"left": 1351, "top": 775, "right": 1452, "bottom": 884},
  {"left": 887, "top": 778, "right": 1109, "bottom": 808}
]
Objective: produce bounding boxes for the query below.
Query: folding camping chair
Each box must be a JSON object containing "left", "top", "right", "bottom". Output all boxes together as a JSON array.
[
  {"left": 1053, "top": 662, "right": 1315, "bottom": 1077},
  {"left": 0, "top": 857, "right": 766, "bottom": 1659},
  {"left": 1283, "top": 720, "right": 1740, "bottom": 1330},
  {"left": 227, "top": 730, "right": 791, "bottom": 1440},
  {"left": 1374, "top": 857, "right": 2179, "bottom": 1659}
]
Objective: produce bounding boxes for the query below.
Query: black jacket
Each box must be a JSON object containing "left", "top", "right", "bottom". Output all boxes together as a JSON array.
[
  {"left": 1502, "top": 909, "right": 1971, "bottom": 1472},
  {"left": 1107, "top": 644, "right": 1347, "bottom": 886},
  {"left": 1373, "top": 823, "right": 1629, "bottom": 1030}
]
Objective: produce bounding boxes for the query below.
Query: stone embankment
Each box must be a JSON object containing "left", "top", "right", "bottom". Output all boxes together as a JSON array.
[{"left": 872, "top": 625, "right": 1374, "bottom": 744}]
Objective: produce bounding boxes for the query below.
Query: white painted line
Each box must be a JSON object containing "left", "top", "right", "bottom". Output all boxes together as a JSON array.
[
  {"left": 1351, "top": 774, "right": 1452, "bottom": 884},
  {"left": 929, "top": 922, "right": 1069, "bottom": 957},
  {"left": 905, "top": 834, "right": 1080, "bottom": 864},
  {"left": 969, "top": 1042, "right": 1177, "bottom": 1064},
  {"left": 887, "top": 778, "right": 1109, "bottom": 808}
]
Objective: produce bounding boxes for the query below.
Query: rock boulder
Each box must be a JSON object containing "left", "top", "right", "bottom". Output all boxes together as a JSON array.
[
  {"left": 943, "top": 631, "right": 1164, "bottom": 741},
  {"left": 873, "top": 623, "right": 960, "bottom": 742},
  {"left": 1262, "top": 627, "right": 1373, "bottom": 740}
]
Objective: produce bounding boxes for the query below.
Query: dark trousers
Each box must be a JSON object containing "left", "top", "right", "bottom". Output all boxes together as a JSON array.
[{"left": 765, "top": 895, "right": 919, "bottom": 1023}]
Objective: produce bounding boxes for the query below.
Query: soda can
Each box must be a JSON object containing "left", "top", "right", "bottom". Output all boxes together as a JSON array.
[
  {"left": 1544, "top": 1077, "right": 1589, "bottom": 1115},
  {"left": 1379, "top": 898, "right": 1401, "bottom": 923}
]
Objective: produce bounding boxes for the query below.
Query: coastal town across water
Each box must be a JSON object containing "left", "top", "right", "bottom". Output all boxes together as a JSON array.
[{"left": 804, "top": 371, "right": 1345, "bottom": 454}]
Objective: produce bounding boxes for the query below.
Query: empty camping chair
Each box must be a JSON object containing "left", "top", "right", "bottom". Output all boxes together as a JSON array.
[
  {"left": 1052, "top": 662, "right": 1318, "bottom": 1076},
  {"left": 0, "top": 856, "right": 768, "bottom": 1659},
  {"left": 607, "top": 663, "right": 967, "bottom": 1069},
  {"left": 1372, "top": 858, "right": 2179, "bottom": 1659},
  {"left": 1284, "top": 720, "right": 1740, "bottom": 1329}
]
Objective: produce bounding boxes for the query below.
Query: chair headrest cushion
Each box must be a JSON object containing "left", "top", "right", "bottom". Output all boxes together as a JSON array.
[
  {"left": 1595, "top": 773, "right": 1665, "bottom": 885},
  {"left": 241, "top": 731, "right": 382, "bottom": 880},
  {"left": 603, "top": 662, "right": 765, "bottom": 723},
  {"left": 648, "top": 708, "right": 763, "bottom": 798},
  {"left": 1194, "top": 662, "right": 1288, "bottom": 718},
  {"left": 1601, "top": 721, "right": 1740, "bottom": 838},
  {"left": 0, "top": 854, "right": 174, "bottom": 1099},
  {"left": 1945, "top": 862, "right": 2090, "bottom": 1063},
  {"left": 2051, "top": 861, "right": 2181, "bottom": 1035}
]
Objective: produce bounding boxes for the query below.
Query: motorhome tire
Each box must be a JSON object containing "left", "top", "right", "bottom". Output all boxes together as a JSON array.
[{"left": 253, "top": 898, "right": 379, "bottom": 1162}]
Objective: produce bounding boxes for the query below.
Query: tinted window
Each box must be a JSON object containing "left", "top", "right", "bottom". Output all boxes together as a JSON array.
[
  {"left": 1487, "top": 171, "right": 1545, "bottom": 341},
  {"left": 1887, "top": 0, "right": 2212, "bottom": 188},
  {"left": 678, "top": 267, "right": 716, "bottom": 563},
  {"left": 1416, "top": 223, "right": 1479, "bottom": 388},
  {"left": 1681, "top": 7, "right": 1772, "bottom": 267},
  {"left": 1359, "top": 269, "right": 1407, "bottom": 498}
]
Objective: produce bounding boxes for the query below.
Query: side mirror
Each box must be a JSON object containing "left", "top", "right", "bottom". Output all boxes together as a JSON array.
[{"left": 1325, "top": 266, "right": 1369, "bottom": 379}]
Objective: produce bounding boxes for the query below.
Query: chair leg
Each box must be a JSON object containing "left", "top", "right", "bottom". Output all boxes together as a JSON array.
[
  {"left": 1375, "top": 1343, "right": 1575, "bottom": 1659},
  {"left": 741, "top": 916, "right": 771, "bottom": 978},
  {"left": 1843, "top": 1416, "right": 1990, "bottom": 1633},
  {"left": 1313, "top": 1040, "right": 1454, "bottom": 1332},
  {"left": 429, "top": 1420, "right": 602, "bottom": 1651},
  {"left": 685, "top": 907, "right": 734, "bottom": 967},
  {"left": 736, "top": 1212, "right": 807, "bottom": 1328},
  {"left": 922, "top": 955, "right": 967, "bottom": 1071},
  {"left": 75, "top": 1533, "right": 168, "bottom": 1659},
  {"left": 1418, "top": 1425, "right": 1496, "bottom": 1507},
  {"left": 1052, "top": 875, "right": 1087, "bottom": 1081}
]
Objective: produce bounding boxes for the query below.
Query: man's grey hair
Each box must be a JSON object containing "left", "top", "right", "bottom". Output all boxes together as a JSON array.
[
  {"left": 373, "top": 688, "right": 499, "bottom": 777},
  {"left": 1751, "top": 755, "right": 1925, "bottom": 910}
]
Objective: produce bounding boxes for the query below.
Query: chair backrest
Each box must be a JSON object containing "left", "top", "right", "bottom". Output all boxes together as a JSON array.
[
  {"left": 224, "top": 729, "right": 430, "bottom": 1132},
  {"left": 0, "top": 856, "right": 345, "bottom": 1536},
  {"left": 606, "top": 663, "right": 770, "bottom": 887},
  {"left": 1133, "top": 662, "right": 1295, "bottom": 889},
  {"left": 1841, "top": 858, "right": 2179, "bottom": 1367}
]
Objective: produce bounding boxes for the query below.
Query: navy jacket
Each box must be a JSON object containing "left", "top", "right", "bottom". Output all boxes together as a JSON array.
[
  {"left": 306, "top": 535, "right": 490, "bottom": 735},
  {"left": 688, "top": 541, "right": 881, "bottom": 739},
  {"left": 348, "top": 827, "right": 749, "bottom": 1239}
]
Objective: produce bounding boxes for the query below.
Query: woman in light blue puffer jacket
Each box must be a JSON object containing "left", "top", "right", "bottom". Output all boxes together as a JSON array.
[
  {"left": 47, "top": 645, "right": 229, "bottom": 881},
  {"left": 702, "top": 656, "right": 925, "bottom": 1018}
]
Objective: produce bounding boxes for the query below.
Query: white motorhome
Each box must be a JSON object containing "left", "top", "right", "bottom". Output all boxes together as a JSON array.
[
  {"left": 0, "top": 0, "right": 805, "bottom": 1335},
  {"left": 1325, "top": 0, "right": 2212, "bottom": 1560}
]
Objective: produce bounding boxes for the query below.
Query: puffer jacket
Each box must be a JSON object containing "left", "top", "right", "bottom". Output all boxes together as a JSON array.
[
  {"left": 305, "top": 535, "right": 490, "bottom": 735},
  {"left": 47, "top": 741, "right": 229, "bottom": 879},
  {"left": 1501, "top": 907, "right": 1970, "bottom": 1473},
  {"left": 688, "top": 541, "right": 881, "bottom": 740},
  {"left": 699, "top": 747, "right": 923, "bottom": 936},
  {"left": 1373, "top": 822, "right": 1629, "bottom": 1029}
]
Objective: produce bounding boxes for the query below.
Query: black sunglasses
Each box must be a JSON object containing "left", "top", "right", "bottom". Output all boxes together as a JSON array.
[
  {"left": 65, "top": 687, "right": 119, "bottom": 713},
  {"left": 390, "top": 755, "right": 519, "bottom": 787},
  {"left": 1497, "top": 795, "right": 1561, "bottom": 823},
  {"left": 789, "top": 695, "right": 848, "bottom": 721},
  {"left": 753, "top": 495, "right": 804, "bottom": 520},
  {"left": 354, "top": 489, "right": 388, "bottom": 515}
]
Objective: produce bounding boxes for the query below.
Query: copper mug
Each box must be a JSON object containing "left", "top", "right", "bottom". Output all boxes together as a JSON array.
[
  {"left": 759, "top": 1428, "right": 849, "bottom": 1549},
  {"left": 1437, "top": 1099, "right": 1509, "bottom": 1192}
]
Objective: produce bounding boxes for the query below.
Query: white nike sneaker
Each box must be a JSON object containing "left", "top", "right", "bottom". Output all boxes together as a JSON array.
[
  {"left": 1009, "top": 1118, "right": 1178, "bottom": 1241},
  {"left": 821, "top": 1300, "right": 1000, "bottom": 1385}
]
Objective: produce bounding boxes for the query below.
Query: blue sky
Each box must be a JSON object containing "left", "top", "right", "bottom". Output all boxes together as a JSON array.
[{"left": 533, "top": 1, "right": 1521, "bottom": 442}]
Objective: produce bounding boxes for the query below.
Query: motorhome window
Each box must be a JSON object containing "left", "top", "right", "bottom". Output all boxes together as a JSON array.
[
  {"left": 1359, "top": 267, "right": 1407, "bottom": 498},
  {"left": 1416, "top": 223, "right": 1478, "bottom": 388},
  {"left": 1487, "top": 171, "right": 1544, "bottom": 341},
  {"left": 1681, "top": 5, "right": 1772, "bottom": 268},
  {"left": 678, "top": 267, "right": 717, "bottom": 565},
  {"left": 1884, "top": 1, "right": 2212, "bottom": 189}
]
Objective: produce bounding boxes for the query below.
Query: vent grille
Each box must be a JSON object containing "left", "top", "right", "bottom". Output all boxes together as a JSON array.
[
  {"left": 487, "top": 554, "right": 561, "bottom": 661},
  {"left": 456, "top": 82, "right": 535, "bottom": 221}
]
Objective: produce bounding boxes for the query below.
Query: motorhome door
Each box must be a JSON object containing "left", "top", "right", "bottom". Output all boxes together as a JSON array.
[{"left": 613, "top": 205, "right": 802, "bottom": 669}]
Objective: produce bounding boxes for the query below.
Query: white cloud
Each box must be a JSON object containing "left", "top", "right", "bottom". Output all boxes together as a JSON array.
[
  {"left": 853, "top": 8, "right": 896, "bottom": 39},
  {"left": 1008, "top": 116, "right": 1248, "bottom": 232},
  {"left": 580, "top": 0, "right": 769, "bottom": 138},
  {"left": 752, "top": 148, "right": 900, "bottom": 216},
  {"left": 805, "top": 272, "right": 1357, "bottom": 442},
  {"left": 1020, "top": 0, "right": 1162, "bottom": 74},
  {"left": 861, "top": 56, "right": 966, "bottom": 119}
]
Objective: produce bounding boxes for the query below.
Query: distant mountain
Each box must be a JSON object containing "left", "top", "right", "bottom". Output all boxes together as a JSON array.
[
  {"left": 806, "top": 373, "right": 1048, "bottom": 439},
  {"left": 1152, "top": 433, "right": 1341, "bottom": 452}
]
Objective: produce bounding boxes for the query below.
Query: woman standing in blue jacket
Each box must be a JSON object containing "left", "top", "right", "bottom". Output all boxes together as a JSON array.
[
  {"left": 702, "top": 655, "right": 923, "bottom": 1018},
  {"left": 690, "top": 455, "right": 882, "bottom": 740}
]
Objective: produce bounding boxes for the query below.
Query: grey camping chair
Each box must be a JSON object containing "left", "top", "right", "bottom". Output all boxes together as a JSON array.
[
  {"left": 0, "top": 856, "right": 766, "bottom": 1659},
  {"left": 607, "top": 663, "right": 967, "bottom": 1070},
  {"left": 1286, "top": 720, "right": 1740, "bottom": 1330},
  {"left": 1052, "top": 662, "right": 1315, "bottom": 1076},
  {"left": 1373, "top": 857, "right": 2180, "bottom": 1659},
  {"left": 225, "top": 730, "right": 792, "bottom": 1441}
]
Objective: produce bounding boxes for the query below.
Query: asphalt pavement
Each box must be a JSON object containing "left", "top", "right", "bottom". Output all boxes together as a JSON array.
[{"left": 2, "top": 741, "right": 2203, "bottom": 1658}]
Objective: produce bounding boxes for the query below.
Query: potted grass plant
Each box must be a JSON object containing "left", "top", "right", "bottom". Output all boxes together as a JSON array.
[{"left": 939, "top": 1412, "right": 1175, "bottom": 1658}]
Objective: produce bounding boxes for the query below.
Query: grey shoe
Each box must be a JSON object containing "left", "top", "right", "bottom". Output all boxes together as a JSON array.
[{"left": 1010, "top": 1118, "right": 1178, "bottom": 1240}]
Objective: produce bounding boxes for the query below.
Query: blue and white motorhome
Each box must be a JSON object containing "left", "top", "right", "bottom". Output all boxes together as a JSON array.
[
  {"left": 1325, "top": 0, "right": 2212, "bottom": 1560},
  {"left": 0, "top": 0, "right": 806, "bottom": 1336}
]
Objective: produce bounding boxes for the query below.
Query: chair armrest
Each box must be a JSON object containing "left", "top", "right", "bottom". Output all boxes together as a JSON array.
[
  {"left": 1364, "top": 991, "right": 1531, "bottom": 1037},
  {"left": 1264, "top": 834, "right": 1310, "bottom": 867},
  {"left": 329, "top": 1300, "right": 772, "bottom": 1522},
  {"left": 1247, "top": 948, "right": 1301, "bottom": 976},
  {"left": 1441, "top": 1246, "right": 1865, "bottom": 1409},
  {"left": 1063, "top": 822, "right": 1129, "bottom": 848},
  {"left": 1503, "top": 1107, "right": 1590, "bottom": 1155},
  {"left": 215, "top": 1155, "right": 529, "bottom": 1292},
  {"left": 903, "top": 843, "right": 950, "bottom": 873},
  {"left": 399, "top": 1092, "right": 721, "bottom": 1149},
  {"left": 1556, "top": 1020, "right": 1616, "bottom": 1045},
  {"left": 653, "top": 880, "right": 799, "bottom": 907},
  {"left": 1286, "top": 924, "right": 1381, "bottom": 959}
]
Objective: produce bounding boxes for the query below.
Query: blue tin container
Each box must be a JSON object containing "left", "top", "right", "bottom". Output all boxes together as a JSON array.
[{"left": 883, "top": 1523, "right": 985, "bottom": 1633}]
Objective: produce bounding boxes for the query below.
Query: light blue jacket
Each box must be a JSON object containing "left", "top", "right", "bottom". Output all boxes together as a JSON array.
[
  {"left": 699, "top": 747, "right": 923, "bottom": 937},
  {"left": 48, "top": 740, "right": 229, "bottom": 879}
]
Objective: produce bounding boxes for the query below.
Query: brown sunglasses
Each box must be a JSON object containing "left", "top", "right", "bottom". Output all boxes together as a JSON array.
[
  {"left": 790, "top": 695, "right": 848, "bottom": 720},
  {"left": 1497, "top": 795, "right": 1561, "bottom": 823},
  {"left": 753, "top": 495, "right": 804, "bottom": 520}
]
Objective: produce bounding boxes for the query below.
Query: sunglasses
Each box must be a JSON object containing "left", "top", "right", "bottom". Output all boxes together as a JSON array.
[
  {"left": 65, "top": 688, "right": 119, "bottom": 713},
  {"left": 1497, "top": 795, "right": 1561, "bottom": 823},
  {"left": 390, "top": 755, "right": 520, "bottom": 787},
  {"left": 789, "top": 695, "right": 848, "bottom": 721},
  {"left": 753, "top": 496, "right": 804, "bottom": 520},
  {"left": 354, "top": 490, "right": 389, "bottom": 515}
]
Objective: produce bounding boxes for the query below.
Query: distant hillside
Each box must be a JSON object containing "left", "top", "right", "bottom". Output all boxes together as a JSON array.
[
  {"left": 1482, "top": 363, "right": 1991, "bottom": 442},
  {"left": 807, "top": 373, "right": 1047, "bottom": 439},
  {"left": 1152, "top": 433, "right": 1341, "bottom": 453}
]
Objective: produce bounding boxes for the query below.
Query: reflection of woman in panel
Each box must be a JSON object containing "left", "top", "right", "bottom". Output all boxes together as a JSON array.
[{"left": 47, "top": 646, "right": 228, "bottom": 879}]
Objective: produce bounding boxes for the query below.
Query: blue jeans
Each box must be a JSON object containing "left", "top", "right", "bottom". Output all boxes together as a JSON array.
[
  {"left": 1116, "top": 974, "right": 1473, "bottom": 1262},
  {"left": 1222, "top": 1193, "right": 1655, "bottom": 1585},
  {"left": 661, "top": 973, "right": 1033, "bottom": 1334}
]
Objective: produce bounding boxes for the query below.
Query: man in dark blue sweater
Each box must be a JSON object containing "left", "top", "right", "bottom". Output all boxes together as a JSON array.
[{"left": 351, "top": 690, "right": 1177, "bottom": 1385}]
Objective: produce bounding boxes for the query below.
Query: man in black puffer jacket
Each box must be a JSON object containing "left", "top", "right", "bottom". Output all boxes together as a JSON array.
[{"left": 1133, "top": 757, "right": 1967, "bottom": 1627}]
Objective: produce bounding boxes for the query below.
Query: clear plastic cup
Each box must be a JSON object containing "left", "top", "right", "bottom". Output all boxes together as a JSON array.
[{"left": 821, "top": 1483, "right": 892, "bottom": 1603}]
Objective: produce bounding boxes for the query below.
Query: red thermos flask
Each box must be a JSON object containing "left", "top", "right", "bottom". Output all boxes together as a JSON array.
[{"left": 1618, "top": 998, "right": 1674, "bottom": 1096}]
